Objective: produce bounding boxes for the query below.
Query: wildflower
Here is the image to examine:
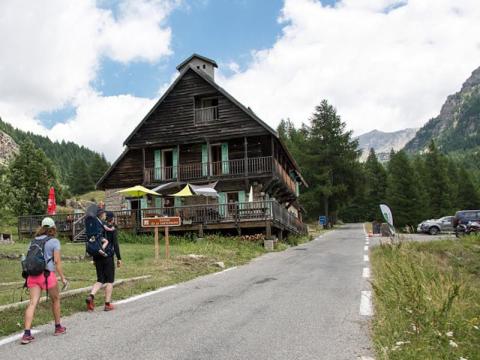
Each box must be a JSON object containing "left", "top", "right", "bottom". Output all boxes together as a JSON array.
[
  {"left": 446, "top": 331, "right": 454, "bottom": 337},
  {"left": 395, "top": 341, "right": 410, "bottom": 346},
  {"left": 449, "top": 340, "right": 458, "bottom": 348}
]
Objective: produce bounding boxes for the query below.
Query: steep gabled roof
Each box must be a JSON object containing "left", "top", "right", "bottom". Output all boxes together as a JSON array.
[{"left": 117, "top": 64, "right": 307, "bottom": 187}]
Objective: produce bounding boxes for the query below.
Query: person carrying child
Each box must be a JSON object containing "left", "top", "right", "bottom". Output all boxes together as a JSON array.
[
  {"left": 21, "top": 217, "right": 67, "bottom": 344},
  {"left": 86, "top": 210, "right": 122, "bottom": 312}
]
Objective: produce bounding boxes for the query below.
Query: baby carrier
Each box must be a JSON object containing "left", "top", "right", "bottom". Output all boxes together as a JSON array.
[{"left": 85, "top": 205, "right": 113, "bottom": 257}]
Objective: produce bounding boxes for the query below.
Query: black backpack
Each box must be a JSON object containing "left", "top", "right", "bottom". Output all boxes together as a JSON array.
[{"left": 21, "top": 236, "right": 53, "bottom": 278}]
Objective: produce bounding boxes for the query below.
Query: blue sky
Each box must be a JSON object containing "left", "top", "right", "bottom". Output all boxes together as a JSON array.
[{"left": 38, "top": 0, "right": 339, "bottom": 128}]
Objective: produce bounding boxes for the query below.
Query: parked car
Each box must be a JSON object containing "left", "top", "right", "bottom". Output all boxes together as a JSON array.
[
  {"left": 417, "top": 216, "right": 454, "bottom": 235},
  {"left": 453, "top": 210, "right": 480, "bottom": 233}
]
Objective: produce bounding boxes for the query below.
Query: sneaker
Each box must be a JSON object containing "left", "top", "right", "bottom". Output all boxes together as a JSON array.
[
  {"left": 104, "top": 303, "right": 115, "bottom": 312},
  {"left": 20, "top": 334, "right": 35, "bottom": 345},
  {"left": 86, "top": 296, "right": 94, "bottom": 312},
  {"left": 54, "top": 326, "right": 66, "bottom": 336}
]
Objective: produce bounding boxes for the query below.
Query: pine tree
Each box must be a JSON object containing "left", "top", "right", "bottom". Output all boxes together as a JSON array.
[
  {"left": 89, "top": 154, "right": 110, "bottom": 185},
  {"left": 68, "top": 158, "right": 94, "bottom": 195},
  {"left": 424, "top": 141, "right": 452, "bottom": 217},
  {"left": 7, "top": 140, "right": 61, "bottom": 216},
  {"left": 457, "top": 166, "right": 480, "bottom": 210},
  {"left": 386, "top": 150, "right": 422, "bottom": 229},
  {"left": 364, "top": 148, "right": 388, "bottom": 221},
  {"left": 300, "top": 100, "right": 361, "bottom": 221}
]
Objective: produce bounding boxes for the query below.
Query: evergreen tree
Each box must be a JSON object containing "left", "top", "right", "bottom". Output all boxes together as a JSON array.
[
  {"left": 89, "top": 154, "right": 110, "bottom": 184},
  {"left": 68, "top": 158, "right": 94, "bottom": 195},
  {"left": 424, "top": 141, "right": 452, "bottom": 217},
  {"left": 6, "top": 140, "right": 61, "bottom": 216},
  {"left": 299, "top": 100, "right": 361, "bottom": 220},
  {"left": 457, "top": 166, "right": 480, "bottom": 210},
  {"left": 364, "top": 148, "right": 388, "bottom": 221},
  {"left": 386, "top": 150, "right": 422, "bottom": 229}
]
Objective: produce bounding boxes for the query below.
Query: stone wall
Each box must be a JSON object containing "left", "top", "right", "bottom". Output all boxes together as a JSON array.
[{"left": 105, "top": 188, "right": 128, "bottom": 211}]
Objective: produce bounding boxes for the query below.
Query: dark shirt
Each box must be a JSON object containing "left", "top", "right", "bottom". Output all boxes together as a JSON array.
[{"left": 105, "top": 224, "right": 121, "bottom": 260}]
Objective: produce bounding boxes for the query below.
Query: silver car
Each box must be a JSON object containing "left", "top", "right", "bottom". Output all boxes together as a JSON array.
[{"left": 417, "top": 216, "right": 454, "bottom": 235}]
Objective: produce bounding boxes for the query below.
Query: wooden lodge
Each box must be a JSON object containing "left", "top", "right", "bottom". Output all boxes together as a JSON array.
[{"left": 18, "top": 54, "right": 308, "bottom": 240}]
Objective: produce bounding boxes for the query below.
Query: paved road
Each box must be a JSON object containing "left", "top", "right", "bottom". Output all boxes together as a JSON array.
[{"left": 1, "top": 224, "right": 373, "bottom": 359}]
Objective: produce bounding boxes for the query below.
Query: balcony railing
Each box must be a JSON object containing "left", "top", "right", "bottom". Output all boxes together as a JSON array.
[
  {"left": 18, "top": 201, "right": 307, "bottom": 239},
  {"left": 195, "top": 106, "right": 218, "bottom": 125}
]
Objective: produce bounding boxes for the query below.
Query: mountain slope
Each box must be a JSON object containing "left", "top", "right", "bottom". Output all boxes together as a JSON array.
[
  {"left": 404, "top": 66, "right": 480, "bottom": 153},
  {"left": 0, "top": 131, "right": 18, "bottom": 166},
  {"left": 0, "top": 117, "right": 109, "bottom": 185},
  {"left": 357, "top": 128, "right": 418, "bottom": 161}
]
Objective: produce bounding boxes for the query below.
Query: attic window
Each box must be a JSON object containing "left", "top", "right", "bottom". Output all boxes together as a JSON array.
[
  {"left": 203, "top": 64, "right": 206, "bottom": 69},
  {"left": 194, "top": 96, "right": 219, "bottom": 125},
  {"left": 197, "top": 66, "right": 200, "bottom": 69}
]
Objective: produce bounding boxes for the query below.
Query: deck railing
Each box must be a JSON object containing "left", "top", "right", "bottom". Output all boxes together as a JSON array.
[
  {"left": 18, "top": 201, "right": 307, "bottom": 238},
  {"left": 194, "top": 106, "right": 218, "bottom": 125}
]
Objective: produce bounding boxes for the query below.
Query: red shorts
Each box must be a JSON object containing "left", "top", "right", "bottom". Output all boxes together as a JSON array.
[{"left": 27, "top": 272, "right": 57, "bottom": 290}]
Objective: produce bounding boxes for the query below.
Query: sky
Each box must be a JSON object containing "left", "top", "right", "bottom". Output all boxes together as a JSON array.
[{"left": 1, "top": 0, "right": 480, "bottom": 162}]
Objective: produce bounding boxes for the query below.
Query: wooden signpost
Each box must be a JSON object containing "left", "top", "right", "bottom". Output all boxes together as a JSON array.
[{"left": 142, "top": 216, "right": 181, "bottom": 260}]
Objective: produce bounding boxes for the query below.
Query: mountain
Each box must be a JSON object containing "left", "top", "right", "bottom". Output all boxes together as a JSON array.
[
  {"left": 0, "top": 131, "right": 18, "bottom": 166},
  {"left": 357, "top": 128, "right": 418, "bottom": 161},
  {"left": 404, "top": 66, "right": 480, "bottom": 153},
  {"left": 0, "top": 117, "right": 110, "bottom": 190}
]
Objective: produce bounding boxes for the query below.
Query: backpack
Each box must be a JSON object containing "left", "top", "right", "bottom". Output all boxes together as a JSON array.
[{"left": 21, "top": 236, "right": 53, "bottom": 278}]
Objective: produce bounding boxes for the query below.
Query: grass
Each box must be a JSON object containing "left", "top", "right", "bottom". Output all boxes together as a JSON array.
[
  {"left": 76, "top": 190, "right": 105, "bottom": 202},
  {"left": 370, "top": 234, "right": 480, "bottom": 359},
  {"left": 0, "top": 232, "right": 310, "bottom": 337}
]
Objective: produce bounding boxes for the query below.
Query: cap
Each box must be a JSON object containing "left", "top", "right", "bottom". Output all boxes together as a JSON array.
[
  {"left": 106, "top": 211, "right": 114, "bottom": 221},
  {"left": 41, "top": 217, "right": 56, "bottom": 228}
]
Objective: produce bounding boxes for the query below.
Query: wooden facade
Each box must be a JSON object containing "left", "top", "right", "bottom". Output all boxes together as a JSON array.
[{"left": 94, "top": 54, "right": 307, "bottom": 237}]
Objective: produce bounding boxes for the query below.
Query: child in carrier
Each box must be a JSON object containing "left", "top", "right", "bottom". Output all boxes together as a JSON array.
[{"left": 85, "top": 208, "right": 115, "bottom": 258}]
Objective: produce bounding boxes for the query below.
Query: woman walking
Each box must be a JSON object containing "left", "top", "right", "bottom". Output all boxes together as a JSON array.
[{"left": 22, "top": 217, "right": 67, "bottom": 344}]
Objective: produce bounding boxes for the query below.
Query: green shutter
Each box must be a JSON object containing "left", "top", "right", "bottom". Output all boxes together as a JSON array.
[
  {"left": 172, "top": 148, "right": 178, "bottom": 179},
  {"left": 155, "top": 197, "right": 163, "bottom": 208},
  {"left": 154, "top": 150, "right": 162, "bottom": 180},
  {"left": 202, "top": 144, "right": 208, "bottom": 176},
  {"left": 140, "top": 196, "right": 147, "bottom": 220},
  {"left": 218, "top": 192, "right": 226, "bottom": 217},
  {"left": 295, "top": 182, "right": 300, "bottom": 196},
  {"left": 221, "top": 143, "right": 229, "bottom": 174},
  {"left": 174, "top": 197, "right": 182, "bottom": 208},
  {"left": 238, "top": 190, "right": 246, "bottom": 210}
]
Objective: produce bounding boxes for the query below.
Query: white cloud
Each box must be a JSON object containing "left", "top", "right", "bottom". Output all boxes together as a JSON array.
[
  {"left": 217, "top": 0, "right": 480, "bottom": 135},
  {"left": 0, "top": 0, "right": 177, "bottom": 160}
]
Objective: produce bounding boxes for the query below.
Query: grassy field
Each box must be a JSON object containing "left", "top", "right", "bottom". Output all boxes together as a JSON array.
[
  {"left": 370, "top": 234, "right": 480, "bottom": 359},
  {"left": 0, "top": 232, "right": 308, "bottom": 337}
]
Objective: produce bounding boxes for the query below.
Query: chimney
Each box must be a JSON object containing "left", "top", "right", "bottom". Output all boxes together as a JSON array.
[{"left": 176, "top": 54, "right": 218, "bottom": 79}]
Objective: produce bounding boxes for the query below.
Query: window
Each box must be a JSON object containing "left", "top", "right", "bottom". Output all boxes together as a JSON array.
[{"left": 194, "top": 96, "right": 219, "bottom": 125}]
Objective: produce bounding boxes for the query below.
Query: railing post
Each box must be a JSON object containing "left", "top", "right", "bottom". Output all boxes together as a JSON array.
[{"left": 244, "top": 137, "right": 248, "bottom": 177}]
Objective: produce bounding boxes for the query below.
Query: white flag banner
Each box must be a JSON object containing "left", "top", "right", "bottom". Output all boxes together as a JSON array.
[{"left": 380, "top": 204, "right": 394, "bottom": 227}]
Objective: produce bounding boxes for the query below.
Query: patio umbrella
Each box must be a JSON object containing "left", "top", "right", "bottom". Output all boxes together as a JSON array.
[
  {"left": 190, "top": 182, "right": 219, "bottom": 198},
  {"left": 172, "top": 185, "right": 194, "bottom": 197},
  {"left": 117, "top": 185, "right": 160, "bottom": 197},
  {"left": 47, "top": 187, "right": 57, "bottom": 215}
]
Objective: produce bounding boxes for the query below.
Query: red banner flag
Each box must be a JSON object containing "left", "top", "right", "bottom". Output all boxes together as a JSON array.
[{"left": 47, "top": 187, "right": 57, "bottom": 215}]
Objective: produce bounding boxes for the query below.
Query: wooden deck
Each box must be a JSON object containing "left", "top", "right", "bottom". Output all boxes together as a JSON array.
[{"left": 18, "top": 201, "right": 307, "bottom": 241}]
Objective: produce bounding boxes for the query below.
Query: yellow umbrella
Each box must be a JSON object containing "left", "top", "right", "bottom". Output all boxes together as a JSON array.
[
  {"left": 172, "top": 184, "right": 193, "bottom": 197},
  {"left": 117, "top": 185, "right": 160, "bottom": 197}
]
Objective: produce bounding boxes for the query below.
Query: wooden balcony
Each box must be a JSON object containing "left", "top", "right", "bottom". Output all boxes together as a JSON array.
[
  {"left": 194, "top": 106, "right": 218, "bottom": 125},
  {"left": 144, "top": 156, "right": 297, "bottom": 195},
  {"left": 18, "top": 201, "right": 307, "bottom": 239}
]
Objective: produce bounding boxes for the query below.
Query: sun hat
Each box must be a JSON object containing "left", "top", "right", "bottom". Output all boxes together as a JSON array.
[{"left": 41, "top": 217, "right": 56, "bottom": 228}]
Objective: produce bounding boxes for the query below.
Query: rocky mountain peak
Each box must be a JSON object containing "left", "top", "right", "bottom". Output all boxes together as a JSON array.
[{"left": 0, "top": 130, "right": 18, "bottom": 166}]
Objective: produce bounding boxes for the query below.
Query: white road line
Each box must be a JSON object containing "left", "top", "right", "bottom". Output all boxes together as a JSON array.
[
  {"left": 360, "top": 356, "right": 375, "bottom": 360},
  {"left": 362, "top": 267, "right": 370, "bottom": 278},
  {"left": 364, "top": 245, "right": 369, "bottom": 251},
  {"left": 114, "top": 285, "right": 177, "bottom": 305},
  {"left": 212, "top": 266, "right": 237, "bottom": 276},
  {"left": 364, "top": 254, "right": 369, "bottom": 262},
  {"left": 0, "top": 330, "right": 40, "bottom": 347},
  {"left": 360, "top": 291, "right": 373, "bottom": 316}
]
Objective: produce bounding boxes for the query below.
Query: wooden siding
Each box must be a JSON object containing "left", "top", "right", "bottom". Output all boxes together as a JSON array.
[
  {"left": 126, "top": 69, "right": 270, "bottom": 147},
  {"left": 100, "top": 149, "right": 143, "bottom": 189}
]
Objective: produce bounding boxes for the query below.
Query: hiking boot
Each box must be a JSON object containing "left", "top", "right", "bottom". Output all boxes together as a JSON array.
[
  {"left": 20, "top": 335, "right": 35, "bottom": 345},
  {"left": 104, "top": 303, "right": 115, "bottom": 312},
  {"left": 86, "top": 295, "right": 95, "bottom": 312},
  {"left": 54, "top": 326, "right": 66, "bottom": 336}
]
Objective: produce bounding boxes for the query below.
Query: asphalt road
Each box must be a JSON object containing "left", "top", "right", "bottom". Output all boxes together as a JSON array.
[{"left": 1, "top": 224, "right": 373, "bottom": 359}]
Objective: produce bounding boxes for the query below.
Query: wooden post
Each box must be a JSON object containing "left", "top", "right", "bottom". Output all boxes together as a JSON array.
[
  {"left": 207, "top": 140, "right": 211, "bottom": 179},
  {"left": 154, "top": 226, "right": 159, "bottom": 261},
  {"left": 266, "top": 221, "right": 272, "bottom": 239},
  {"left": 198, "top": 224, "right": 204, "bottom": 238},
  {"left": 165, "top": 226, "right": 170, "bottom": 259},
  {"left": 244, "top": 136, "right": 248, "bottom": 176},
  {"left": 176, "top": 144, "right": 180, "bottom": 181}
]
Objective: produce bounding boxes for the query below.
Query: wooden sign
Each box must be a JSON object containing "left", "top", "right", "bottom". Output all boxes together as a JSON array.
[
  {"left": 142, "top": 216, "right": 181, "bottom": 261},
  {"left": 142, "top": 216, "right": 181, "bottom": 227}
]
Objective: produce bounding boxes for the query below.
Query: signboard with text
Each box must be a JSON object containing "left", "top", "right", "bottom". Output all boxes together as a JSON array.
[{"left": 142, "top": 216, "right": 181, "bottom": 228}]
